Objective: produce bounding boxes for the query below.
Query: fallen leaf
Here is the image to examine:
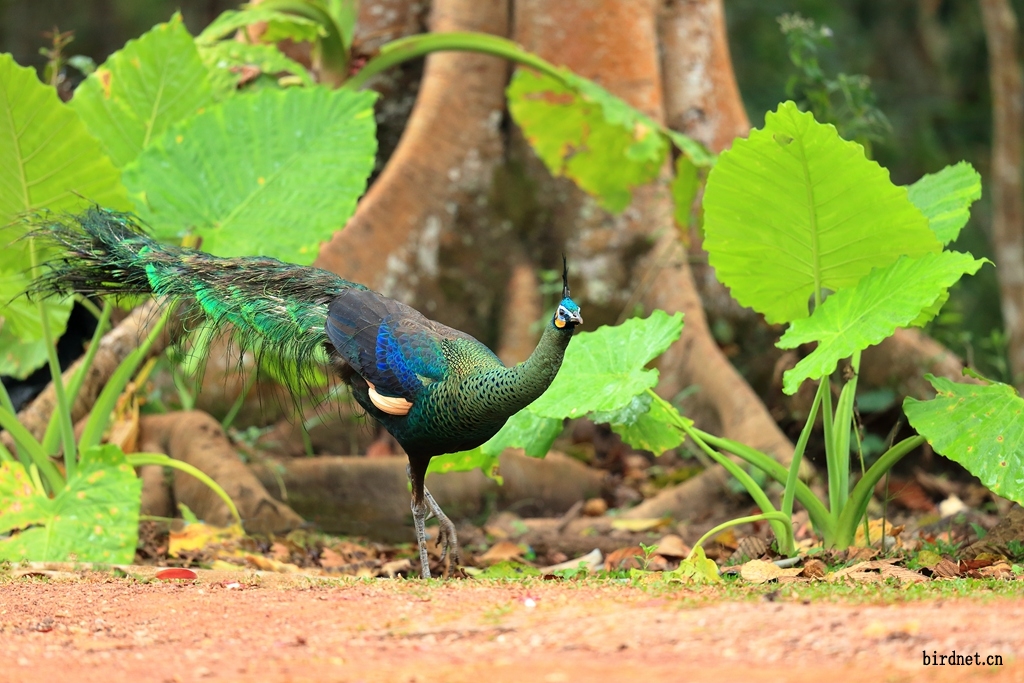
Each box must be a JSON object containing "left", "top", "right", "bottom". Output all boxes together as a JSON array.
[
  {"left": 740, "top": 559, "right": 803, "bottom": 584},
  {"left": 843, "top": 547, "right": 879, "bottom": 563},
  {"left": 830, "top": 559, "right": 896, "bottom": 582},
  {"left": 853, "top": 519, "right": 905, "bottom": 548},
  {"left": 879, "top": 564, "right": 927, "bottom": 584},
  {"left": 243, "top": 553, "right": 301, "bottom": 573},
  {"left": 478, "top": 540, "right": 526, "bottom": 566},
  {"left": 610, "top": 518, "right": 668, "bottom": 532},
  {"left": 654, "top": 534, "right": 690, "bottom": 559},
  {"left": 938, "top": 495, "right": 967, "bottom": 518},
  {"left": 915, "top": 550, "right": 944, "bottom": 568},
  {"left": 711, "top": 528, "right": 738, "bottom": 550},
  {"left": 541, "top": 548, "right": 603, "bottom": 574},
  {"left": 800, "top": 558, "right": 827, "bottom": 579},
  {"left": 732, "top": 536, "right": 769, "bottom": 561},
  {"left": 932, "top": 559, "right": 961, "bottom": 578},
  {"left": 978, "top": 562, "right": 1013, "bottom": 579},
  {"left": 169, "top": 523, "right": 245, "bottom": 557},
  {"left": 605, "top": 546, "right": 645, "bottom": 570}
]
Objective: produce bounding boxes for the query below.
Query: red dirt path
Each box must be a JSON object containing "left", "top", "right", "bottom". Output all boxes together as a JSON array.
[{"left": 1, "top": 571, "right": 1021, "bottom": 683}]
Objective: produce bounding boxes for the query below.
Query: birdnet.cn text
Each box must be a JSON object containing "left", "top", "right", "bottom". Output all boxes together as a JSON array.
[{"left": 922, "top": 651, "right": 1003, "bottom": 666}]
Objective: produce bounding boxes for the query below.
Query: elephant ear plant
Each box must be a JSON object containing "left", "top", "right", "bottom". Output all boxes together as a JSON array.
[{"left": 690, "top": 101, "right": 1010, "bottom": 554}]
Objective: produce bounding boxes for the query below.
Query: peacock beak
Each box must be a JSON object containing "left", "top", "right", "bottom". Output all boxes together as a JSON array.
[{"left": 569, "top": 310, "right": 583, "bottom": 325}]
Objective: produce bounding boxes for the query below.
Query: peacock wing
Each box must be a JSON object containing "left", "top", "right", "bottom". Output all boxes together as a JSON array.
[{"left": 326, "top": 289, "right": 447, "bottom": 400}]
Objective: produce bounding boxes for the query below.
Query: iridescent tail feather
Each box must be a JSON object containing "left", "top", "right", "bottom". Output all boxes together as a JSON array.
[{"left": 29, "top": 207, "right": 363, "bottom": 389}]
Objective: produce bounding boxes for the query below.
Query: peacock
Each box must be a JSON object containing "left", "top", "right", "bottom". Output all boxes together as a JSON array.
[{"left": 28, "top": 207, "right": 583, "bottom": 578}]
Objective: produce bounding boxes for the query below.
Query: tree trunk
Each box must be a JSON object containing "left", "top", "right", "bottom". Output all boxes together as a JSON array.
[
  {"left": 514, "top": 0, "right": 794, "bottom": 461},
  {"left": 979, "top": 0, "right": 1024, "bottom": 387}
]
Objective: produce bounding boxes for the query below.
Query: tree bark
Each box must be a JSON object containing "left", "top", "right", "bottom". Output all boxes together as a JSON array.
[
  {"left": 314, "top": 0, "right": 509, "bottom": 318},
  {"left": 139, "top": 410, "right": 305, "bottom": 534},
  {"left": 979, "top": 0, "right": 1024, "bottom": 386},
  {"left": 659, "top": 0, "right": 750, "bottom": 152}
]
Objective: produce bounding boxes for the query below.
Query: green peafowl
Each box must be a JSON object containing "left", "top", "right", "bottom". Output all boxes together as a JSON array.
[{"left": 29, "top": 207, "right": 583, "bottom": 578}]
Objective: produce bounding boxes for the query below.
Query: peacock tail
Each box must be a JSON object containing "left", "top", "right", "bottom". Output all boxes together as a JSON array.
[{"left": 29, "top": 207, "right": 362, "bottom": 378}]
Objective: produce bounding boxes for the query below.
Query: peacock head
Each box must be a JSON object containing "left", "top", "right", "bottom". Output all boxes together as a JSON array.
[{"left": 553, "top": 256, "right": 583, "bottom": 330}]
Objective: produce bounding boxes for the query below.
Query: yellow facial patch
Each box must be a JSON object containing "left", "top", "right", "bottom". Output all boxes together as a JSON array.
[{"left": 554, "top": 318, "right": 566, "bottom": 328}]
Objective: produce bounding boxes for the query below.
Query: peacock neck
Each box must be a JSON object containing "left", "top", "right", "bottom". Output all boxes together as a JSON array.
[{"left": 489, "top": 322, "right": 573, "bottom": 413}]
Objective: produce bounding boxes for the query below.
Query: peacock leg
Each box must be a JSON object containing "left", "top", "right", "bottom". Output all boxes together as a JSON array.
[
  {"left": 422, "top": 485, "right": 461, "bottom": 570},
  {"left": 411, "top": 496, "right": 432, "bottom": 579}
]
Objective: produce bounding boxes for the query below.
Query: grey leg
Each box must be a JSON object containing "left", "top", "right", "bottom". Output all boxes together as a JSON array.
[
  {"left": 422, "top": 485, "right": 461, "bottom": 570},
  {"left": 411, "top": 496, "right": 432, "bottom": 579}
]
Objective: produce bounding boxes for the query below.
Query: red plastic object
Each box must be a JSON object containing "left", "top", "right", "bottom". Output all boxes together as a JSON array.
[{"left": 155, "top": 568, "right": 198, "bottom": 580}]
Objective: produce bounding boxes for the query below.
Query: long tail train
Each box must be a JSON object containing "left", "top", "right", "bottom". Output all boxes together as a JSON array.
[{"left": 29, "top": 207, "right": 361, "bottom": 372}]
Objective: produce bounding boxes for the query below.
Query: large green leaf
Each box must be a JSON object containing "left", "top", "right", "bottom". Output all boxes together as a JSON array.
[
  {"left": 427, "top": 408, "right": 563, "bottom": 477},
  {"left": 0, "top": 444, "right": 141, "bottom": 563},
  {"left": 530, "top": 311, "right": 685, "bottom": 418},
  {"left": 778, "top": 252, "right": 987, "bottom": 394},
  {"left": 907, "top": 161, "right": 982, "bottom": 246},
  {"left": 0, "top": 52, "right": 127, "bottom": 376},
  {"left": 485, "top": 408, "right": 564, "bottom": 458},
  {"left": 0, "top": 251, "right": 67, "bottom": 379},
  {"left": 122, "top": 86, "right": 377, "bottom": 264},
  {"left": 70, "top": 15, "right": 213, "bottom": 168},
  {"left": 507, "top": 67, "right": 669, "bottom": 212},
  {"left": 703, "top": 101, "right": 940, "bottom": 324},
  {"left": 904, "top": 375, "right": 1024, "bottom": 506},
  {"left": 200, "top": 41, "right": 313, "bottom": 99},
  {"left": 611, "top": 396, "right": 688, "bottom": 454},
  {"left": 427, "top": 448, "right": 491, "bottom": 478},
  {"left": 196, "top": 8, "right": 324, "bottom": 46}
]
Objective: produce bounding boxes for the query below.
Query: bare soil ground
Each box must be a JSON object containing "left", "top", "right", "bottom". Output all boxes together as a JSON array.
[{"left": 1, "top": 569, "right": 1022, "bottom": 683}]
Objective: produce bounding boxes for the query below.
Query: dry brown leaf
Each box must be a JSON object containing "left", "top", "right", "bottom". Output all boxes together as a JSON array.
[
  {"left": 978, "top": 562, "right": 1013, "bottom": 579},
  {"left": 775, "top": 575, "right": 811, "bottom": 584},
  {"left": 541, "top": 549, "right": 603, "bottom": 574},
  {"left": 829, "top": 559, "right": 896, "bottom": 582},
  {"left": 740, "top": 559, "right": 803, "bottom": 584},
  {"left": 711, "top": 528, "right": 739, "bottom": 550},
  {"left": 932, "top": 558, "right": 962, "bottom": 578},
  {"left": 879, "top": 564, "right": 927, "bottom": 584},
  {"left": 800, "top": 558, "right": 827, "bottom": 579},
  {"left": 654, "top": 534, "right": 690, "bottom": 559},
  {"left": 244, "top": 553, "right": 301, "bottom": 573},
  {"left": 478, "top": 540, "right": 525, "bottom": 566},
  {"left": 843, "top": 547, "right": 879, "bottom": 563},
  {"left": 731, "top": 536, "right": 769, "bottom": 563},
  {"left": 853, "top": 519, "right": 905, "bottom": 548},
  {"left": 605, "top": 546, "right": 644, "bottom": 571}
]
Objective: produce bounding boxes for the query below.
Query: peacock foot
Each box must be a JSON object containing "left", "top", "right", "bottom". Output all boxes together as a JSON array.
[{"left": 423, "top": 488, "right": 461, "bottom": 568}]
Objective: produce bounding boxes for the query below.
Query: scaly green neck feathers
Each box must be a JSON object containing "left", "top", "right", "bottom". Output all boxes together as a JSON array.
[{"left": 476, "top": 321, "right": 573, "bottom": 416}]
